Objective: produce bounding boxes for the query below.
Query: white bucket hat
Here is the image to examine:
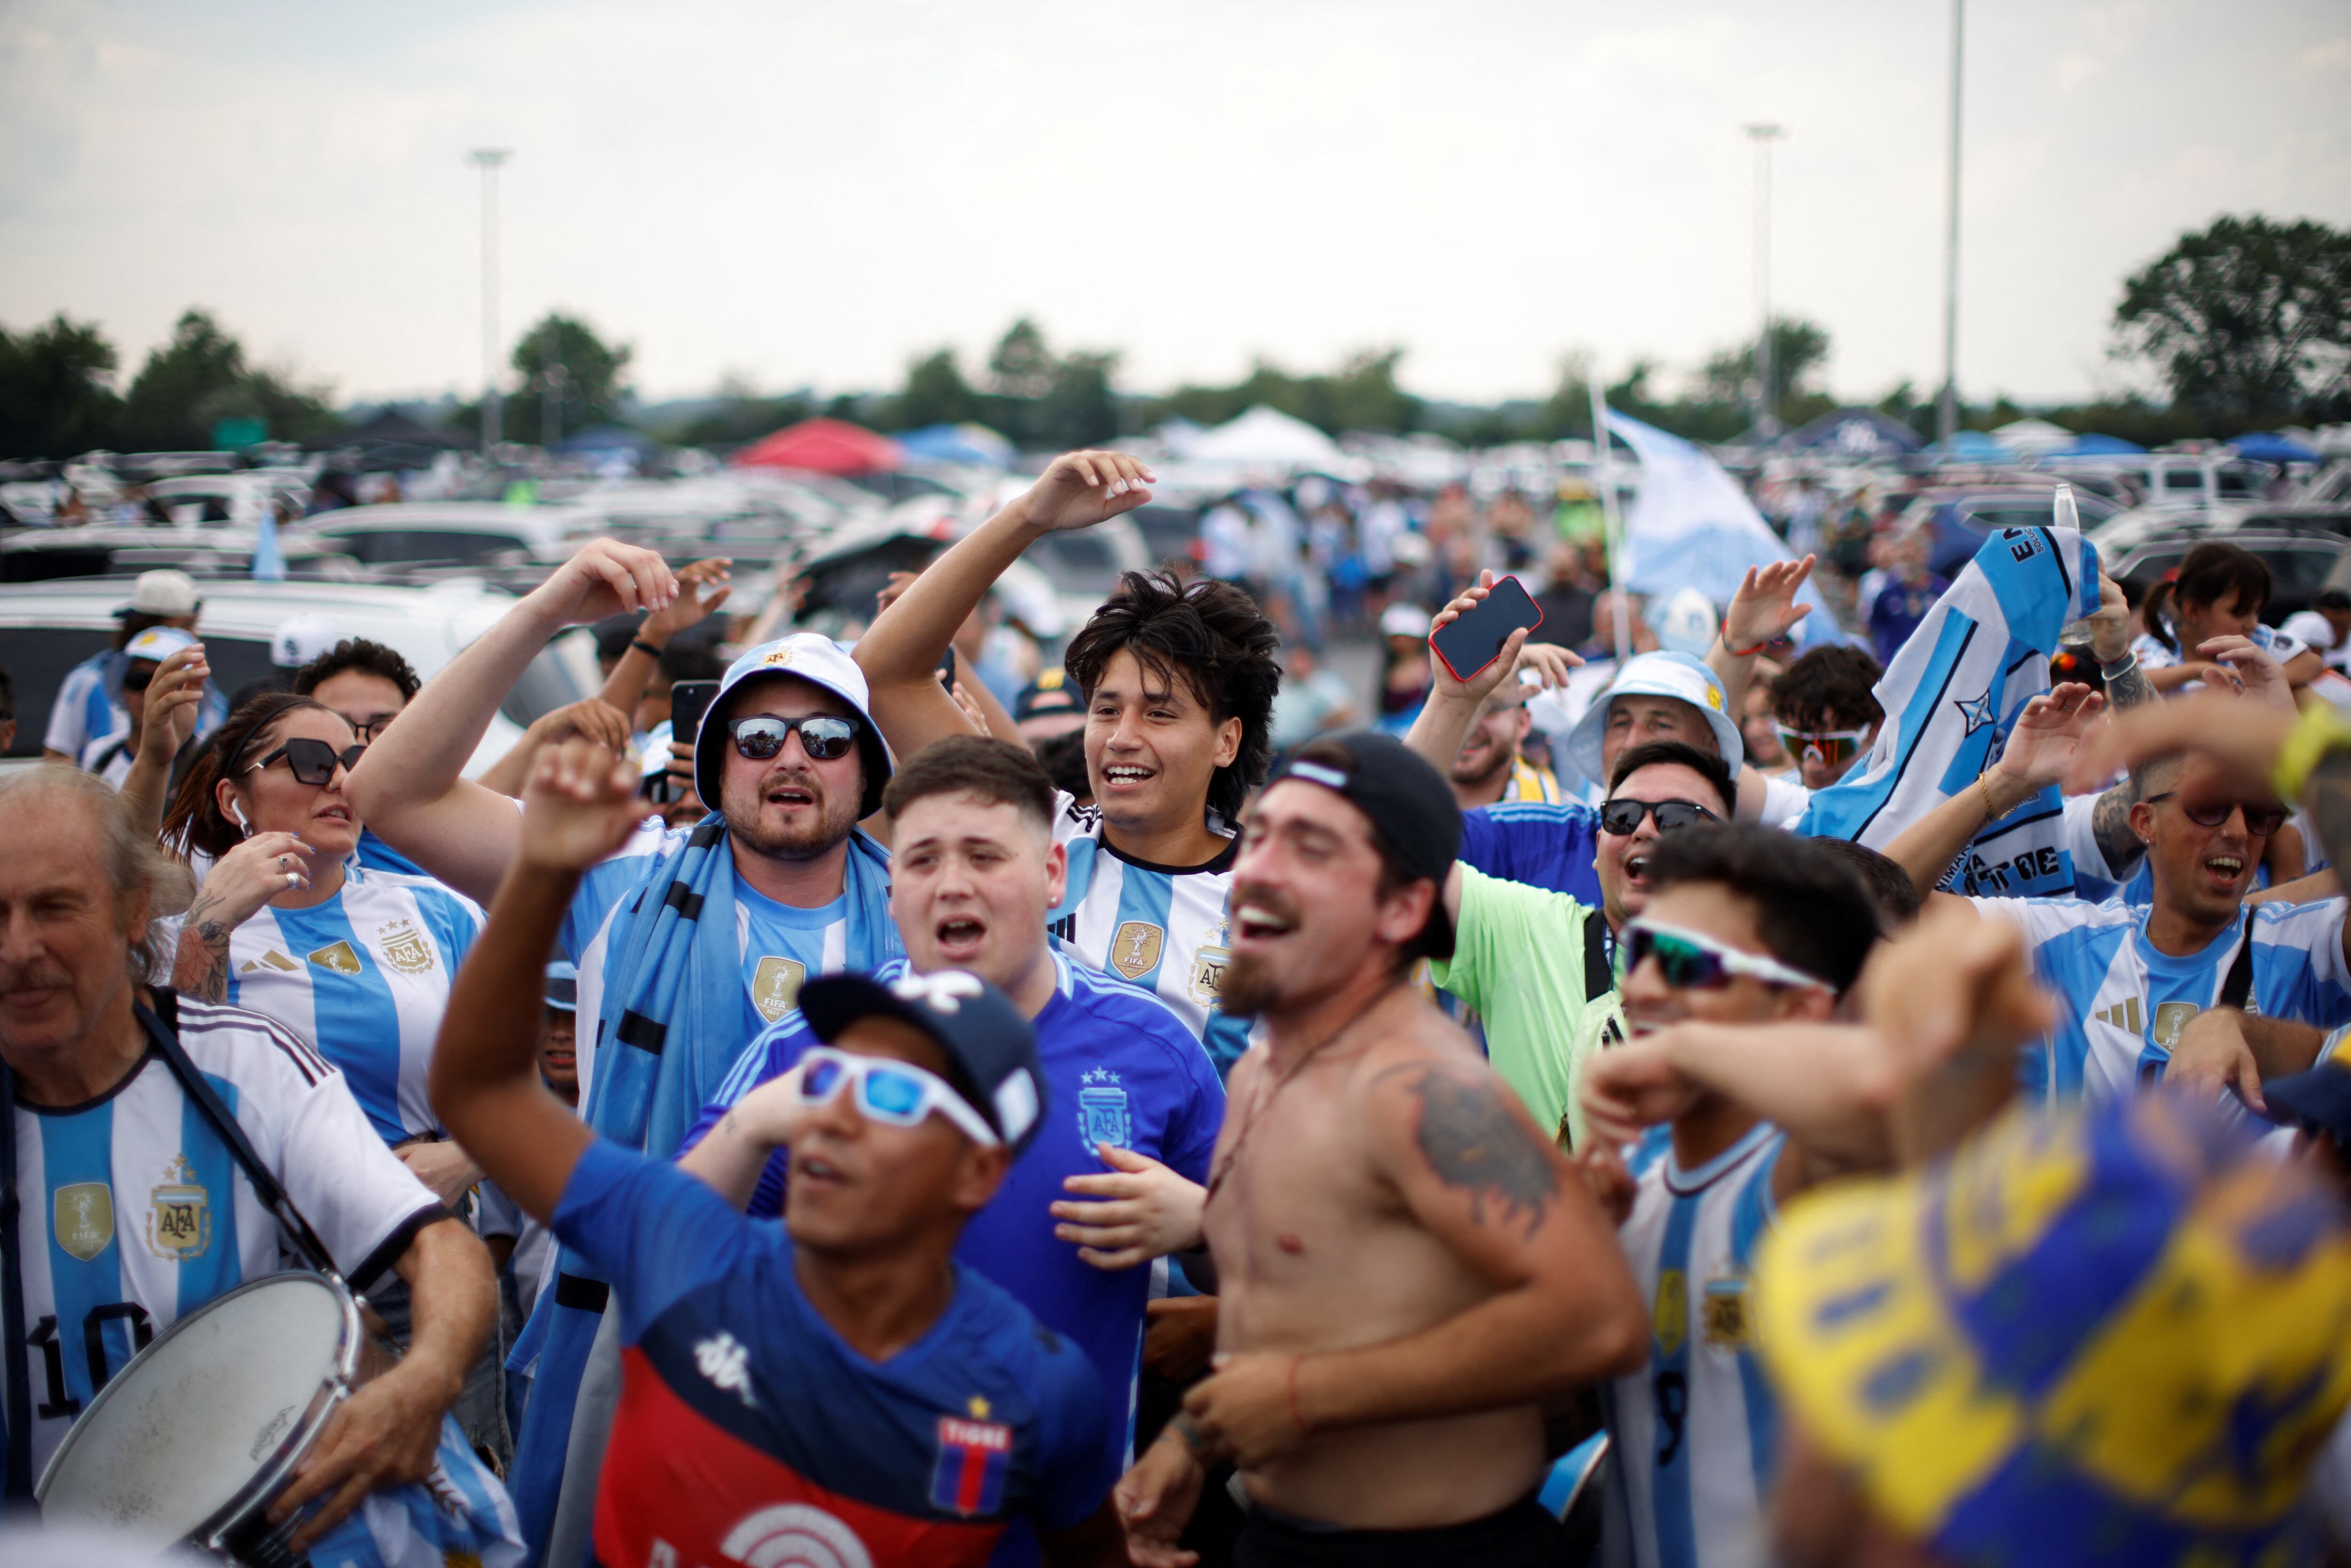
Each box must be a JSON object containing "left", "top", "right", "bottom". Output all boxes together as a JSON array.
[
  {"left": 1564, "top": 650, "right": 1744, "bottom": 783},
  {"left": 693, "top": 633, "right": 890, "bottom": 816}
]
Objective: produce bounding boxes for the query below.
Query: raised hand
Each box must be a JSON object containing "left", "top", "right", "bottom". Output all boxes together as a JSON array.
[
  {"left": 1010, "top": 449, "right": 1158, "bottom": 534},
  {"left": 2089, "top": 572, "right": 2131, "bottom": 663},
  {"left": 528, "top": 538, "right": 679, "bottom": 626},
  {"left": 1426, "top": 571, "right": 1582, "bottom": 705},
  {"left": 1721, "top": 555, "right": 1817, "bottom": 655},
  {"left": 138, "top": 644, "right": 209, "bottom": 762},
  {"left": 2063, "top": 691, "right": 2297, "bottom": 799},
  {"left": 520, "top": 738, "right": 647, "bottom": 873},
  {"left": 640, "top": 557, "right": 734, "bottom": 644},
  {"left": 527, "top": 697, "right": 633, "bottom": 754},
  {"left": 2196, "top": 635, "right": 2296, "bottom": 712},
  {"left": 1993, "top": 682, "right": 2105, "bottom": 792}
]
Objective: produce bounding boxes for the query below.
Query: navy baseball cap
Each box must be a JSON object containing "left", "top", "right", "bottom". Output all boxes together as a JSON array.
[
  {"left": 1261, "top": 729, "right": 1460, "bottom": 960},
  {"left": 1013, "top": 668, "right": 1083, "bottom": 724},
  {"left": 544, "top": 961, "right": 578, "bottom": 1013},
  {"left": 798, "top": 969, "right": 1046, "bottom": 1155}
]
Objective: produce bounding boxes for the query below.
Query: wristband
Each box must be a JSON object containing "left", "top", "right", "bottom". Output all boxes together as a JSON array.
[
  {"left": 1286, "top": 1353, "right": 1310, "bottom": 1434},
  {"left": 2271, "top": 702, "right": 2351, "bottom": 803},
  {"left": 1977, "top": 768, "right": 2004, "bottom": 822},
  {"left": 630, "top": 637, "right": 664, "bottom": 659},
  {"left": 1721, "top": 631, "right": 1772, "bottom": 659},
  {"left": 1170, "top": 1410, "right": 1208, "bottom": 1457}
]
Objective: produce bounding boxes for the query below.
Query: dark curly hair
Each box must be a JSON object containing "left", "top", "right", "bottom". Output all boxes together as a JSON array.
[
  {"left": 294, "top": 638, "right": 421, "bottom": 702},
  {"left": 1770, "top": 645, "right": 1885, "bottom": 732},
  {"left": 1062, "top": 570, "right": 1280, "bottom": 823},
  {"left": 1644, "top": 823, "right": 1879, "bottom": 995}
]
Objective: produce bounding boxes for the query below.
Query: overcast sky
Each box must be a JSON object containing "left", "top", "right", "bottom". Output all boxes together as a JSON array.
[{"left": 3, "top": 0, "right": 2346, "bottom": 412}]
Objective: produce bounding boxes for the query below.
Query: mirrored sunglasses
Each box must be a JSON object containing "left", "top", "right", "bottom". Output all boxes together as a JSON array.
[
  {"left": 1616, "top": 917, "right": 1830, "bottom": 993},
  {"left": 2145, "top": 791, "right": 2287, "bottom": 837},
  {"left": 1598, "top": 798, "right": 1719, "bottom": 837},
  {"left": 729, "top": 714, "right": 860, "bottom": 762},
  {"left": 1775, "top": 724, "right": 1871, "bottom": 770},
  {"left": 247, "top": 737, "right": 366, "bottom": 787},
  {"left": 797, "top": 1046, "right": 999, "bottom": 1146}
]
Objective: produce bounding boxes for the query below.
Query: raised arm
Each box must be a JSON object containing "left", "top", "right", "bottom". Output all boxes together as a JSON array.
[
  {"left": 1883, "top": 683, "right": 2104, "bottom": 895},
  {"left": 676, "top": 1067, "right": 810, "bottom": 1209},
  {"left": 1403, "top": 571, "right": 1579, "bottom": 780},
  {"left": 347, "top": 540, "right": 676, "bottom": 904},
  {"left": 428, "top": 738, "right": 646, "bottom": 1223},
  {"left": 1707, "top": 555, "right": 1815, "bottom": 716},
  {"left": 1179, "top": 1055, "right": 1643, "bottom": 1470},
  {"left": 853, "top": 450, "right": 1155, "bottom": 762},
  {"left": 120, "top": 644, "right": 207, "bottom": 837},
  {"left": 592, "top": 557, "right": 734, "bottom": 721}
]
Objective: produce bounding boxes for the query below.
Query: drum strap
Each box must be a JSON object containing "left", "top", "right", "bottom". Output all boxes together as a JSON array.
[
  {"left": 137, "top": 995, "right": 343, "bottom": 1284},
  {"left": 2, "top": 1065, "right": 34, "bottom": 1505}
]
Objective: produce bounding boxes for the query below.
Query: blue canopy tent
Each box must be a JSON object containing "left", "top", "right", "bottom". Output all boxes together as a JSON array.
[
  {"left": 2233, "top": 432, "right": 2323, "bottom": 465},
  {"left": 1925, "top": 429, "right": 2015, "bottom": 462},
  {"left": 894, "top": 423, "right": 1015, "bottom": 468},
  {"left": 555, "top": 425, "right": 660, "bottom": 463},
  {"left": 2058, "top": 433, "right": 2143, "bottom": 456}
]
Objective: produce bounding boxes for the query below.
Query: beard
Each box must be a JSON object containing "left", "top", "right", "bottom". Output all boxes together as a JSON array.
[
  {"left": 1219, "top": 949, "right": 1284, "bottom": 1017},
  {"left": 721, "top": 766, "right": 861, "bottom": 861},
  {"left": 1450, "top": 740, "right": 1511, "bottom": 788}
]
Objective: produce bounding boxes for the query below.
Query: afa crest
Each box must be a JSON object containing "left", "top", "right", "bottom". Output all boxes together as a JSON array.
[
  {"left": 1701, "top": 1276, "right": 1752, "bottom": 1350},
  {"left": 1188, "top": 919, "right": 1229, "bottom": 1006},
  {"left": 147, "top": 1154, "right": 212, "bottom": 1261},
  {"left": 376, "top": 919, "right": 436, "bottom": 977},
  {"left": 1079, "top": 1069, "right": 1131, "bottom": 1150}
]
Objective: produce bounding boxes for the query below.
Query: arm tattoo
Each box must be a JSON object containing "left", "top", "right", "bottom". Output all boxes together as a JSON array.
[
  {"left": 2306, "top": 749, "right": 2351, "bottom": 879},
  {"left": 1399, "top": 1067, "right": 1557, "bottom": 1238},
  {"left": 169, "top": 892, "right": 234, "bottom": 1003},
  {"left": 2090, "top": 779, "right": 2144, "bottom": 878},
  {"left": 2102, "top": 659, "right": 2155, "bottom": 714}
]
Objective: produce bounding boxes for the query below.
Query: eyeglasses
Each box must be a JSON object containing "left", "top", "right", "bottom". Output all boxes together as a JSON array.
[
  {"left": 1598, "top": 798, "right": 1719, "bottom": 837},
  {"left": 1617, "top": 917, "right": 1830, "bottom": 993},
  {"left": 2144, "top": 791, "right": 2288, "bottom": 837},
  {"left": 347, "top": 712, "right": 399, "bottom": 743},
  {"left": 797, "top": 1046, "right": 999, "bottom": 1146},
  {"left": 1774, "top": 724, "right": 1872, "bottom": 771},
  {"left": 246, "top": 737, "right": 366, "bottom": 787},
  {"left": 728, "top": 714, "right": 860, "bottom": 763}
]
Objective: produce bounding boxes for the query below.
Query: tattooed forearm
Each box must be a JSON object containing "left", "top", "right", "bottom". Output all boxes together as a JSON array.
[
  {"left": 2306, "top": 749, "right": 2351, "bottom": 881},
  {"left": 2103, "top": 658, "right": 2155, "bottom": 714},
  {"left": 2090, "top": 778, "right": 2144, "bottom": 878},
  {"left": 170, "top": 894, "right": 234, "bottom": 1002},
  {"left": 1395, "top": 1066, "right": 1558, "bottom": 1238}
]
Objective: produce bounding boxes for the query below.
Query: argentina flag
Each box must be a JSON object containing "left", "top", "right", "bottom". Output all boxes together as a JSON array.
[{"left": 1794, "top": 522, "right": 2101, "bottom": 898}]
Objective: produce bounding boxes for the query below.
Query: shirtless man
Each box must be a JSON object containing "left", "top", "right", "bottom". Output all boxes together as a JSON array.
[{"left": 1115, "top": 730, "right": 1645, "bottom": 1568}]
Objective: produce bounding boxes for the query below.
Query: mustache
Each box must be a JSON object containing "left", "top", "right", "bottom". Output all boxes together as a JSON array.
[
  {"left": 1231, "top": 882, "right": 1300, "bottom": 923},
  {"left": 0, "top": 964, "right": 74, "bottom": 995}
]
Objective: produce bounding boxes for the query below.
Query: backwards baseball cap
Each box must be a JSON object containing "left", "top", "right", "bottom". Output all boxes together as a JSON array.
[
  {"left": 544, "top": 961, "right": 578, "bottom": 1013},
  {"left": 2261, "top": 1023, "right": 2351, "bottom": 1143},
  {"left": 798, "top": 969, "right": 1046, "bottom": 1154},
  {"left": 118, "top": 569, "right": 202, "bottom": 619},
  {"left": 693, "top": 633, "right": 891, "bottom": 817},
  {"left": 1757, "top": 1092, "right": 2351, "bottom": 1568},
  {"left": 1012, "top": 667, "right": 1082, "bottom": 724},
  {"left": 122, "top": 626, "right": 199, "bottom": 665},
  {"left": 1564, "top": 651, "right": 1743, "bottom": 782},
  {"left": 1262, "top": 729, "right": 1460, "bottom": 960},
  {"left": 1379, "top": 602, "right": 1433, "bottom": 640},
  {"left": 271, "top": 614, "right": 340, "bottom": 670}
]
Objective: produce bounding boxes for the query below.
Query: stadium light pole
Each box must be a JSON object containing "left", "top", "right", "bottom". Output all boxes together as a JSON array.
[
  {"left": 1744, "top": 124, "right": 1785, "bottom": 439},
  {"left": 1937, "top": 0, "right": 1964, "bottom": 448},
  {"left": 470, "top": 149, "right": 511, "bottom": 450}
]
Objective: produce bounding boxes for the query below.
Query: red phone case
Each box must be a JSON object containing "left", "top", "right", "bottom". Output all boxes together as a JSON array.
[{"left": 1430, "top": 577, "right": 1545, "bottom": 684}]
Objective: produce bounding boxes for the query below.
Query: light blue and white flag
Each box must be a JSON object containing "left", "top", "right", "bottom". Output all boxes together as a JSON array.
[
  {"left": 1605, "top": 409, "right": 1837, "bottom": 649},
  {"left": 1793, "top": 523, "right": 2103, "bottom": 898}
]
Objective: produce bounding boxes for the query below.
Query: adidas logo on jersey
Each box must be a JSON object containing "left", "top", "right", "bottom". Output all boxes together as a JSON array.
[
  {"left": 239, "top": 950, "right": 301, "bottom": 975},
  {"left": 2094, "top": 999, "right": 2145, "bottom": 1033},
  {"left": 693, "top": 1331, "right": 757, "bottom": 1408}
]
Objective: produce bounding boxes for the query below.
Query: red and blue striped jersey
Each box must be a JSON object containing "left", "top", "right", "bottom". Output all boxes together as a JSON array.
[{"left": 552, "top": 1141, "right": 1114, "bottom": 1568}]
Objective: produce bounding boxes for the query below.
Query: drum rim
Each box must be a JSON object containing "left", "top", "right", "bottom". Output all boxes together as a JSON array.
[{"left": 35, "top": 1269, "right": 362, "bottom": 1548}]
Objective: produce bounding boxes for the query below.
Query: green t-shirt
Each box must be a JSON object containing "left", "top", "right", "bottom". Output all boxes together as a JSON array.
[{"left": 1428, "top": 866, "right": 1624, "bottom": 1150}]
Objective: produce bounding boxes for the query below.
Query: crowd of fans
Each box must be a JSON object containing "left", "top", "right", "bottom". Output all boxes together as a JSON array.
[{"left": 10, "top": 446, "right": 2351, "bottom": 1568}]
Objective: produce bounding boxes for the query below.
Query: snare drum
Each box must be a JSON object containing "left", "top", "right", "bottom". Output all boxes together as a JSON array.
[{"left": 38, "top": 1271, "right": 361, "bottom": 1565}]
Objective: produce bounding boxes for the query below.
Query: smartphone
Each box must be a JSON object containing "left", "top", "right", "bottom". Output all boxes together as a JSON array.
[
  {"left": 1429, "top": 576, "right": 1545, "bottom": 684},
  {"left": 670, "top": 679, "right": 720, "bottom": 746},
  {"left": 936, "top": 647, "right": 958, "bottom": 688}
]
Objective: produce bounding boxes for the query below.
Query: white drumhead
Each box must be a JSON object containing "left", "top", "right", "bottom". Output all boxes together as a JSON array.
[{"left": 41, "top": 1272, "right": 354, "bottom": 1538}]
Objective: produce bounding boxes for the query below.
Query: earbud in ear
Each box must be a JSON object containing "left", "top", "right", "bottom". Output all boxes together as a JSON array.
[{"left": 229, "top": 800, "right": 251, "bottom": 836}]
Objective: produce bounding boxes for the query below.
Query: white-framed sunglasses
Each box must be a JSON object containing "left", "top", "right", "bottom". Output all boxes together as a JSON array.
[
  {"left": 797, "top": 1046, "right": 1000, "bottom": 1146},
  {"left": 1617, "top": 917, "right": 1832, "bottom": 994}
]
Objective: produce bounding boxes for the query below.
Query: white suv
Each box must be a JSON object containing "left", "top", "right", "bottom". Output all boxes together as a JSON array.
[{"left": 0, "top": 576, "right": 600, "bottom": 777}]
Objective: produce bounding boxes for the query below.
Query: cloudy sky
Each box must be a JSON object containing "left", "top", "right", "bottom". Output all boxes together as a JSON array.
[{"left": 3, "top": 0, "right": 2346, "bottom": 411}]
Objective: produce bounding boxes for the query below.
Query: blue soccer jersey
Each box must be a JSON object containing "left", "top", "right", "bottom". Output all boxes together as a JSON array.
[
  {"left": 1603, "top": 1123, "right": 1784, "bottom": 1568},
  {"left": 552, "top": 1140, "right": 1114, "bottom": 1568},
  {"left": 1457, "top": 800, "right": 1604, "bottom": 906},
  {"left": 683, "top": 952, "right": 1227, "bottom": 1476},
  {"left": 157, "top": 865, "right": 484, "bottom": 1145},
  {"left": 1048, "top": 793, "right": 1250, "bottom": 1073},
  {"left": 1972, "top": 895, "right": 2351, "bottom": 1099}
]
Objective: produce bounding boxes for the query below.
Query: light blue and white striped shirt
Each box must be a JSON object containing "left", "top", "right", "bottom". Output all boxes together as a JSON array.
[{"left": 1603, "top": 1122, "right": 1784, "bottom": 1568}]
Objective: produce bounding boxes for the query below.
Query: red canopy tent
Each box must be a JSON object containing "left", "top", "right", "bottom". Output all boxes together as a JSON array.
[{"left": 732, "top": 418, "right": 903, "bottom": 475}]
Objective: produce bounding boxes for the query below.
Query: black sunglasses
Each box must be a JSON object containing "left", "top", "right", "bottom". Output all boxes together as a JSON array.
[
  {"left": 121, "top": 664, "right": 157, "bottom": 693},
  {"left": 246, "top": 737, "right": 366, "bottom": 787},
  {"left": 728, "top": 714, "right": 860, "bottom": 763},
  {"left": 2144, "top": 791, "right": 2287, "bottom": 837},
  {"left": 1598, "top": 798, "right": 1719, "bottom": 837}
]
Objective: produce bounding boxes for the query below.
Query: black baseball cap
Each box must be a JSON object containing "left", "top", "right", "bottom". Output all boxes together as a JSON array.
[
  {"left": 1013, "top": 668, "right": 1083, "bottom": 723},
  {"left": 797, "top": 969, "right": 1047, "bottom": 1154},
  {"left": 1261, "top": 729, "right": 1461, "bottom": 959}
]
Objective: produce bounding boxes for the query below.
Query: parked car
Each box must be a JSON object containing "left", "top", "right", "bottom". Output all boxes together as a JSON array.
[
  {"left": 2105, "top": 522, "right": 2351, "bottom": 624},
  {"left": 0, "top": 577, "right": 600, "bottom": 776},
  {"left": 301, "top": 501, "right": 593, "bottom": 573},
  {"left": 2037, "top": 451, "right": 2276, "bottom": 511},
  {"left": 2088, "top": 502, "right": 2351, "bottom": 561},
  {"left": 0, "top": 522, "right": 359, "bottom": 583}
]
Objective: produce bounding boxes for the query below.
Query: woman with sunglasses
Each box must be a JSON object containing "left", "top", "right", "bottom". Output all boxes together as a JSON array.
[{"left": 159, "top": 693, "right": 488, "bottom": 1207}]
